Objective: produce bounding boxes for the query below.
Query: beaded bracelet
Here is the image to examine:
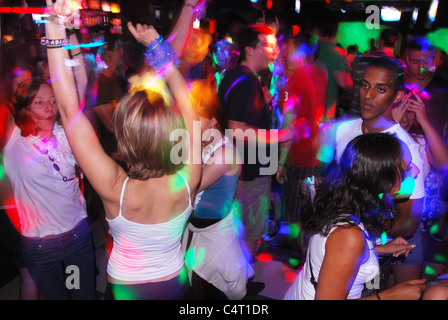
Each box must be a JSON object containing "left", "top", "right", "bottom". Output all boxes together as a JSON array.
[{"left": 144, "top": 36, "right": 180, "bottom": 72}]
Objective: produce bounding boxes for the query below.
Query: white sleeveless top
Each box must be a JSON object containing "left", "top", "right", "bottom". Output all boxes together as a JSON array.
[
  {"left": 106, "top": 171, "right": 193, "bottom": 282},
  {"left": 284, "top": 222, "right": 379, "bottom": 300}
]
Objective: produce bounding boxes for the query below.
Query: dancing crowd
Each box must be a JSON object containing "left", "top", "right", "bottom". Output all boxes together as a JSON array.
[{"left": 0, "top": 0, "right": 447, "bottom": 300}]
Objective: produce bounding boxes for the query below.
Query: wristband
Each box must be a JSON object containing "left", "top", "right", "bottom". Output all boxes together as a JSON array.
[
  {"left": 144, "top": 36, "right": 180, "bottom": 72},
  {"left": 41, "top": 37, "right": 67, "bottom": 47}
]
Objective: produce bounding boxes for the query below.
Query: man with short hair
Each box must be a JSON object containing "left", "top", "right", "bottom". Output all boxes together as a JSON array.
[
  {"left": 402, "top": 36, "right": 448, "bottom": 243},
  {"left": 324, "top": 56, "right": 425, "bottom": 285},
  {"left": 403, "top": 36, "right": 448, "bottom": 137},
  {"left": 217, "top": 24, "right": 279, "bottom": 261}
]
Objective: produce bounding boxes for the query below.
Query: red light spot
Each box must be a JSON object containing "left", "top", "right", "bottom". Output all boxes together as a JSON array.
[
  {"left": 283, "top": 271, "right": 298, "bottom": 282},
  {"left": 292, "top": 25, "right": 300, "bottom": 36},
  {"left": 209, "top": 20, "right": 216, "bottom": 34},
  {"left": 257, "top": 253, "right": 273, "bottom": 262}
]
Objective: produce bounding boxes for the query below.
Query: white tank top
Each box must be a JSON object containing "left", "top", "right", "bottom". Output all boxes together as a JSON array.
[
  {"left": 106, "top": 171, "right": 193, "bottom": 282},
  {"left": 284, "top": 222, "right": 379, "bottom": 300}
]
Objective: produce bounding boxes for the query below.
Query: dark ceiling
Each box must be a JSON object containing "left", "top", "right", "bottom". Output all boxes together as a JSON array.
[{"left": 201, "top": 0, "right": 448, "bottom": 36}]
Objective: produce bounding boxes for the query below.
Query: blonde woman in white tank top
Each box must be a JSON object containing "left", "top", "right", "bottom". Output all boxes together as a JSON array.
[{"left": 45, "top": 0, "right": 202, "bottom": 299}]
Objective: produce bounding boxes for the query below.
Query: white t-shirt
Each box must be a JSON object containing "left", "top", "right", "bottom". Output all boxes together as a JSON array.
[
  {"left": 333, "top": 118, "right": 425, "bottom": 200},
  {"left": 3, "top": 125, "right": 86, "bottom": 238}
]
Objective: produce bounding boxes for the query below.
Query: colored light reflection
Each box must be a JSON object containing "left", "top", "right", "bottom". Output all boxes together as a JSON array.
[
  {"left": 380, "top": 231, "right": 388, "bottom": 245},
  {"left": 185, "top": 247, "right": 205, "bottom": 270},
  {"left": 429, "top": 223, "right": 439, "bottom": 235},
  {"left": 396, "top": 176, "right": 415, "bottom": 196},
  {"left": 434, "top": 254, "right": 447, "bottom": 264},
  {"left": 283, "top": 270, "right": 298, "bottom": 282},
  {"left": 257, "top": 253, "right": 273, "bottom": 262},
  {"left": 0, "top": 162, "right": 4, "bottom": 181},
  {"left": 112, "top": 285, "right": 139, "bottom": 300},
  {"left": 317, "top": 145, "right": 334, "bottom": 163},
  {"left": 425, "top": 265, "right": 437, "bottom": 276},
  {"left": 288, "top": 258, "right": 300, "bottom": 268},
  {"left": 279, "top": 223, "right": 300, "bottom": 239}
]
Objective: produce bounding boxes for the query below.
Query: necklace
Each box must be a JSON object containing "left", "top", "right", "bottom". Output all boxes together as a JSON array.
[{"left": 28, "top": 123, "right": 79, "bottom": 182}]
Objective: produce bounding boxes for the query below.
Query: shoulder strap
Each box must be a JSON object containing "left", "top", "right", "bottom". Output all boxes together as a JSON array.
[
  {"left": 118, "top": 176, "right": 130, "bottom": 217},
  {"left": 177, "top": 171, "right": 191, "bottom": 207},
  {"left": 308, "top": 249, "right": 318, "bottom": 290}
]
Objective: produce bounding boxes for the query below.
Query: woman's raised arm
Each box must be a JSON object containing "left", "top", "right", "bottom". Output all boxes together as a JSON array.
[
  {"left": 45, "top": 0, "right": 124, "bottom": 202},
  {"left": 127, "top": 22, "right": 201, "bottom": 183}
]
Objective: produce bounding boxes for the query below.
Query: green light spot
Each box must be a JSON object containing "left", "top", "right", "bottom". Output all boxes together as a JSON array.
[
  {"left": 184, "top": 247, "right": 205, "bottom": 270},
  {"left": 178, "top": 266, "right": 189, "bottom": 285},
  {"left": 0, "top": 154, "right": 5, "bottom": 181},
  {"left": 381, "top": 231, "right": 388, "bottom": 245},
  {"left": 434, "top": 254, "right": 447, "bottom": 264},
  {"left": 112, "top": 285, "right": 138, "bottom": 300},
  {"left": 429, "top": 223, "right": 439, "bottom": 235},
  {"left": 287, "top": 224, "right": 300, "bottom": 239},
  {"left": 169, "top": 170, "right": 190, "bottom": 193},
  {"left": 396, "top": 177, "right": 415, "bottom": 196},
  {"left": 288, "top": 258, "right": 300, "bottom": 267},
  {"left": 424, "top": 265, "right": 437, "bottom": 276},
  {"left": 426, "top": 28, "right": 448, "bottom": 53},
  {"left": 317, "top": 145, "right": 334, "bottom": 163}
]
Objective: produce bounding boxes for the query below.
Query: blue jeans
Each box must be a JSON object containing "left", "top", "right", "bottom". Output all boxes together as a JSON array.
[
  {"left": 391, "top": 222, "right": 424, "bottom": 265},
  {"left": 22, "top": 219, "right": 96, "bottom": 300}
]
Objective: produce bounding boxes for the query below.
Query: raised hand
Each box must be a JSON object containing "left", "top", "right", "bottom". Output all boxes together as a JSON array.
[
  {"left": 391, "top": 91, "right": 411, "bottom": 123},
  {"left": 406, "top": 91, "right": 429, "bottom": 126},
  {"left": 127, "top": 22, "right": 160, "bottom": 47}
]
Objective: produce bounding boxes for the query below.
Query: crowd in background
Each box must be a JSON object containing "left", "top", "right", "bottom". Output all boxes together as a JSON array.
[{"left": 0, "top": 0, "right": 447, "bottom": 300}]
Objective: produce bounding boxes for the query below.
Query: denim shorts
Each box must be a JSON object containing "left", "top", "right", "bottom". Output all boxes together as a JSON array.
[{"left": 391, "top": 222, "right": 424, "bottom": 265}]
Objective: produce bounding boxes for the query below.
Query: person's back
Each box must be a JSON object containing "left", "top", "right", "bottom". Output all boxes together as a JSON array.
[
  {"left": 285, "top": 221, "right": 379, "bottom": 300},
  {"left": 107, "top": 171, "right": 193, "bottom": 283}
]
